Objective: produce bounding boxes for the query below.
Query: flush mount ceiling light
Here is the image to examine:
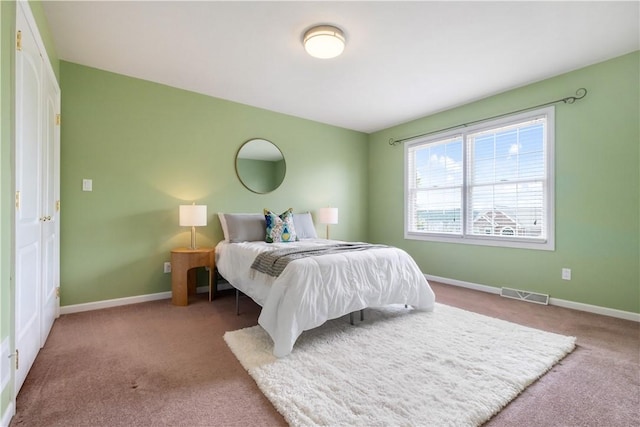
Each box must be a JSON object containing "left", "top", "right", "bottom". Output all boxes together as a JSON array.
[{"left": 303, "top": 25, "right": 346, "bottom": 59}]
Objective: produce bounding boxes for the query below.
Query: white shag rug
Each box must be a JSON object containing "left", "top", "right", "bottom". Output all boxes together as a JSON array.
[{"left": 224, "top": 303, "right": 576, "bottom": 426}]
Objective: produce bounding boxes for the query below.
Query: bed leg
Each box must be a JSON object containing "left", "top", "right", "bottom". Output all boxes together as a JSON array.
[
  {"left": 236, "top": 289, "right": 240, "bottom": 315},
  {"left": 360, "top": 309, "right": 364, "bottom": 321},
  {"left": 349, "top": 312, "right": 354, "bottom": 325}
]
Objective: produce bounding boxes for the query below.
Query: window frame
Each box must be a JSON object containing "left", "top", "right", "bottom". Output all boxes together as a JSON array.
[{"left": 404, "top": 106, "right": 555, "bottom": 251}]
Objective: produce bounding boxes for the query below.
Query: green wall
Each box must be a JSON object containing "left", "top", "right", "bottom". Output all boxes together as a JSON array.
[
  {"left": 63, "top": 53, "right": 639, "bottom": 313},
  {"left": 59, "top": 61, "right": 368, "bottom": 306},
  {"left": 0, "top": 0, "right": 15, "bottom": 417},
  {"left": 0, "top": 0, "right": 13, "bottom": 347},
  {"left": 369, "top": 52, "right": 640, "bottom": 314}
]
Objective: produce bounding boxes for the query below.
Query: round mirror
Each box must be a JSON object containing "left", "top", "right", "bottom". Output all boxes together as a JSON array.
[{"left": 235, "top": 138, "right": 286, "bottom": 194}]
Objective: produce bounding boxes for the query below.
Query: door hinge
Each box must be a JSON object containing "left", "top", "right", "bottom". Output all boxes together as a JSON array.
[
  {"left": 15, "top": 191, "right": 20, "bottom": 210},
  {"left": 16, "top": 30, "right": 22, "bottom": 51},
  {"left": 15, "top": 349, "right": 19, "bottom": 370},
  {"left": 56, "top": 200, "right": 61, "bottom": 212},
  {"left": 55, "top": 114, "right": 61, "bottom": 126},
  {"left": 56, "top": 287, "right": 60, "bottom": 298}
]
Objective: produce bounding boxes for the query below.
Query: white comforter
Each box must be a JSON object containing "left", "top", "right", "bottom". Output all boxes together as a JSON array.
[{"left": 216, "top": 239, "right": 435, "bottom": 357}]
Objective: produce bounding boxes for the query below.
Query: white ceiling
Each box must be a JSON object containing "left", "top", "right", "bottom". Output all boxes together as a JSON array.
[{"left": 42, "top": 1, "right": 639, "bottom": 134}]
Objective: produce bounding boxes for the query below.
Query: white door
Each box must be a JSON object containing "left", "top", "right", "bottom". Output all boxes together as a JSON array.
[
  {"left": 14, "top": 3, "right": 60, "bottom": 393},
  {"left": 15, "top": 8, "right": 43, "bottom": 392},
  {"left": 40, "top": 67, "right": 60, "bottom": 344}
]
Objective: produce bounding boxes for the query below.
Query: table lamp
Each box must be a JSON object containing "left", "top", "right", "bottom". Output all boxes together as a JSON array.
[
  {"left": 318, "top": 207, "right": 338, "bottom": 239},
  {"left": 179, "top": 203, "right": 207, "bottom": 249}
]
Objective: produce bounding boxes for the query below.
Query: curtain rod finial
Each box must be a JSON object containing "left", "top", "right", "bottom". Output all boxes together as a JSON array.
[{"left": 564, "top": 88, "right": 588, "bottom": 104}]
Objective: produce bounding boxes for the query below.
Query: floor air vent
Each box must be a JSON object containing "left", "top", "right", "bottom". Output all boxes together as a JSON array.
[{"left": 500, "top": 287, "right": 549, "bottom": 305}]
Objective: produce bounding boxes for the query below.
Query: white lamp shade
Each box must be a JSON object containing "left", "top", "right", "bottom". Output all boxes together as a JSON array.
[
  {"left": 318, "top": 207, "right": 338, "bottom": 225},
  {"left": 303, "top": 25, "right": 345, "bottom": 59},
  {"left": 179, "top": 205, "right": 207, "bottom": 227}
]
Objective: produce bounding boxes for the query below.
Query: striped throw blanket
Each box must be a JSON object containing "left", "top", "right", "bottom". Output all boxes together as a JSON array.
[{"left": 250, "top": 243, "right": 388, "bottom": 278}]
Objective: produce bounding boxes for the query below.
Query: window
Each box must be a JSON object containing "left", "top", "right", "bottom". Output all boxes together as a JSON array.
[{"left": 405, "top": 107, "right": 554, "bottom": 250}]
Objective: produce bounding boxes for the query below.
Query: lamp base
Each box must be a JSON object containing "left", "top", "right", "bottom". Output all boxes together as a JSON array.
[{"left": 189, "top": 226, "right": 198, "bottom": 250}]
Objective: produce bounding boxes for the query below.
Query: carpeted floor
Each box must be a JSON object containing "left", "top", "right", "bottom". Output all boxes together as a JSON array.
[{"left": 10, "top": 282, "right": 640, "bottom": 426}]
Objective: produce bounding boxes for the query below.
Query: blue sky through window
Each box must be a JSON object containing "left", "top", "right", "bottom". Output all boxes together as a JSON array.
[{"left": 409, "top": 119, "right": 546, "bottom": 237}]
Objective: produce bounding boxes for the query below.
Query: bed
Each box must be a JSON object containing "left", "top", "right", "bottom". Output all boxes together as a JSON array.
[{"left": 216, "top": 211, "right": 435, "bottom": 357}]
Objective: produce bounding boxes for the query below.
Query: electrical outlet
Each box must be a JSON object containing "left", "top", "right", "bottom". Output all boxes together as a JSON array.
[
  {"left": 561, "top": 268, "right": 571, "bottom": 281},
  {"left": 164, "top": 262, "right": 171, "bottom": 273}
]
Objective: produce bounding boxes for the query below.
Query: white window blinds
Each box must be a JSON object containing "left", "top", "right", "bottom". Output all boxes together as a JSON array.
[
  {"left": 407, "top": 136, "right": 463, "bottom": 234},
  {"left": 467, "top": 118, "right": 547, "bottom": 240}
]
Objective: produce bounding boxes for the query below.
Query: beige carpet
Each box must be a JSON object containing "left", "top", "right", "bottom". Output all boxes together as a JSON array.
[
  {"left": 9, "top": 283, "right": 640, "bottom": 426},
  {"left": 225, "top": 303, "right": 575, "bottom": 426}
]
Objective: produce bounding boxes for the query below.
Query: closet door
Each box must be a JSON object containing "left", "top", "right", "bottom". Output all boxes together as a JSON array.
[
  {"left": 14, "top": 8, "right": 44, "bottom": 392},
  {"left": 14, "top": 2, "right": 60, "bottom": 393},
  {"left": 41, "top": 67, "right": 60, "bottom": 343}
]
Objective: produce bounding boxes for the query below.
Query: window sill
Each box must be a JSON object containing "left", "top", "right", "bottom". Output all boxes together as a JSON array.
[{"left": 404, "top": 232, "right": 555, "bottom": 251}]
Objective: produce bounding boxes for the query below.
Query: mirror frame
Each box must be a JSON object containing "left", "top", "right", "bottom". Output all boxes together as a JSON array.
[{"left": 235, "top": 138, "right": 286, "bottom": 194}]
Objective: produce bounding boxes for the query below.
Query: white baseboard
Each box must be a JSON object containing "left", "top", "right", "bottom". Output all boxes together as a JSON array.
[
  {"left": 0, "top": 337, "right": 10, "bottom": 391},
  {"left": 59, "top": 284, "right": 232, "bottom": 315},
  {"left": 59, "top": 276, "right": 639, "bottom": 322},
  {"left": 547, "top": 297, "right": 640, "bottom": 322},
  {"left": 1, "top": 401, "right": 14, "bottom": 427},
  {"left": 60, "top": 291, "right": 172, "bottom": 315},
  {"left": 425, "top": 274, "right": 640, "bottom": 322},
  {"left": 425, "top": 274, "right": 501, "bottom": 296},
  {"left": 1, "top": 339, "right": 14, "bottom": 427}
]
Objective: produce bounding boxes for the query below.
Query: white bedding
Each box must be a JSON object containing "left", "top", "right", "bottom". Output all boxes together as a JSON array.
[{"left": 216, "top": 239, "right": 435, "bottom": 357}]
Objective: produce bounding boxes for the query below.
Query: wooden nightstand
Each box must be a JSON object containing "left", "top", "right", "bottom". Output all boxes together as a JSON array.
[{"left": 170, "top": 247, "right": 215, "bottom": 306}]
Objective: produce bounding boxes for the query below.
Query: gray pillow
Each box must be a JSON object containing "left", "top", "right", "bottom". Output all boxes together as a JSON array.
[
  {"left": 224, "top": 214, "right": 266, "bottom": 242},
  {"left": 293, "top": 212, "right": 318, "bottom": 239}
]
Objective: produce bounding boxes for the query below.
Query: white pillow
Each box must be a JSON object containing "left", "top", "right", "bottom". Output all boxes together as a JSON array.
[
  {"left": 293, "top": 212, "right": 318, "bottom": 239},
  {"left": 218, "top": 212, "right": 229, "bottom": 241}
]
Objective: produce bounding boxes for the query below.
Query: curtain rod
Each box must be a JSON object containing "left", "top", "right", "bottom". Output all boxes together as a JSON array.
[{"left": 388, "top": 88, "right": 587, "bottom": 146}]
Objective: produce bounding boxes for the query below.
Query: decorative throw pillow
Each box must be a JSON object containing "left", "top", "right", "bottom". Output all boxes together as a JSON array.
[{"left": 264, "top": 208, "right": 298, "bottom": 243}]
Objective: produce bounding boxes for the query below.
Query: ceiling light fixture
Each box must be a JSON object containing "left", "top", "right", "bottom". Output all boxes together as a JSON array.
[{"left": 303, "top": 25, "right": 345, "bottom": 59}]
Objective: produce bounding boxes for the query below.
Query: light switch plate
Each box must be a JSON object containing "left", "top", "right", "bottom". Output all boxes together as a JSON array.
[{"left": 82, "top": 179, "right": 92, "bottom": 192}]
